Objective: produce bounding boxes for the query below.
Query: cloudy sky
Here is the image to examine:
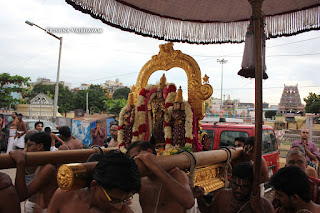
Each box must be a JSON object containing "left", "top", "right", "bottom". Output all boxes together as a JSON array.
[{"left": 1, "top": 0, "right": 320, "bottom": 106}]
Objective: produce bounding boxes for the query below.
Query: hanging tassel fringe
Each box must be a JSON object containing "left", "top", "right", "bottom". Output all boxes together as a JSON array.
[{"left": 66, "top": 0, "right": 320, "bottom": 44}]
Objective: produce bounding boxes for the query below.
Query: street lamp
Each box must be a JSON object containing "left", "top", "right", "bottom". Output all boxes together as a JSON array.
[
  {"left": 217, "top": 59, "right": 228, "bottom": 109},
  {"left": 25, "top": 21, "right": 62, "bottom": 122}
]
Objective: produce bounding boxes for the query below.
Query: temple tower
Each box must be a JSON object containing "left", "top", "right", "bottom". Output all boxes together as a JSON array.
[{"left": 277, "top": 84, "right": 305, "bottom": 115}]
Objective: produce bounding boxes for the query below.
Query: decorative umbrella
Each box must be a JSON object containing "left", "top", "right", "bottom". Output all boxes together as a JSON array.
[{"left": 65, "top": 0, "right": 320, "bottom": 195}]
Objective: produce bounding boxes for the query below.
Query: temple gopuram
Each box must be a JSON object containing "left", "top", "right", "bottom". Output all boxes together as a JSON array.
[{"left": 277, "top": 84, "right": 305, "bottom": 115}]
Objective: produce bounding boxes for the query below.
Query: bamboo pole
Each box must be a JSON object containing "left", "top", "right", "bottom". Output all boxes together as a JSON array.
[
  {"left": 249, "top": 0, "right": 264, "bottom": 196},
  {"left": 57, "top": 148, "right": 243, "bottom": 191},
  {"left": 0, "top": 147, "right": 117, "bottom": 169}
]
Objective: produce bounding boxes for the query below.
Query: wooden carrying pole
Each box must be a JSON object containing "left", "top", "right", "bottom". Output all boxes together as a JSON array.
[
  {"left": 249, "top": 0, "right": 264, "bottom": 196},
  {"left": 0, "top": 147, "right": 117, "bottom": 169},
  {"left": 57, "top": 148, "right": 243, "bottom": 191}
]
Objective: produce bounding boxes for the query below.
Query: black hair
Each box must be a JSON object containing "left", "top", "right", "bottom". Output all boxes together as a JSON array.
[
  {"left": 18, "top": 113, "right": 23, "bottom": 117},
  {"left": 29, "top": 132, "right": 51, "bottom": 151},
  {"left": 109, "top": 121, "right": 119, "bottom": 128},
  {"left": 96, "top": 120, "right": 101, "bottom": 124},
  {"left": 93, "top": 150, "right": 141, "bottom": 193},
  {"left": 13, "top": 112, "right": 18, "bottom": 116},
  {"left": 87, "top": 153, "right": 103, "bottom": 162},
  {"left": 286, "top": 149, "right": 306, "bottom": 160},
  {"left": 290, "top": 145, "right": 306, "bottom": 154},
  {"left": 59, "top": 126, "right": 71, "bottom": 138},
  {"left": 126, "top": 141, "right": 157, "bottom": 156},
  {"left": 235, "top": 136, "right": 246, "bottom": 143},
  {"left": 34, "top": 121, "right": 44, "bottom": 129},
  {"left": 270, "top": 166, "right": 310, "bottom": 202},
  {"left": 24, "top": 130, "right": 38, "bottom": 143},
  {"left": 244, "top": 136, "right": 255, "bottom": 147},
  {"left": 232, "top": 162, "right": 254, "bottom": 183},
  {"left": 44, "top": 127, "right": 51, "bottom": 133}
]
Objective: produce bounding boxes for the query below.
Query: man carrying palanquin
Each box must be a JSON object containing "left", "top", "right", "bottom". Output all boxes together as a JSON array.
[
  {"left": 148, "top": 74, "right": 166, "bottom": 147},
  {"left": 47, "top": 150, "right": 141, "bottom": 213},
  {"left": 126, "top": 141, "right": 195, "bottom": 213}
]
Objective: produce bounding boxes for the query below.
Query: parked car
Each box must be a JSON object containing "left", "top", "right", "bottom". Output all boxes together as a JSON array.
[
  {"left": 24, "top": 119, "right": 59, "bottom": 134},
  {"left": 201, "top": 121, "right": 280, "bottom": 176}
]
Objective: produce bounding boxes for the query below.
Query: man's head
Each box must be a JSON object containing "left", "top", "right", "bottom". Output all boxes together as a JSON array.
[
  {"left": 26, "top": 132, "right": 51, "bottom": 152},
  {"left": 243, "top": 137, "right": 255, "bottom": 159},
  {"left": 59, "top": 126, "right": 71, "bottom": 140},
  {"left": 286, "top": 149, "right": 307, "bottom": 172},
  {"left": 300, "top": 129, "right": 310, "bottom": 140},
  {"left": 96, "top": 120, "right": 101, "bottom": 128},
  {"left": 44, "top": 127, "right": 51, "bottom": 134},
  {"left": 17, "top": 113, "right": 23, "bottom": 121},
  {"left": 91, "top": 150, "right": 141, "bottom": 210},
  {"left": 11, "top": 112, "right": 17, "bottom": 119},
  {"left": 109, "top": 121, "right": 119, "bottom": 140},
  {"left": 270, "top": 166, "right": 311, "bottom": 209},
  {"left": 231, "top": 162, "right": 253, "bottom": 201},
  {"left": 235, "top": 136, "right": 246, "bottom": 148},
  {"left": 126, "top": 141, "right": 157, "bottom": 157},
  {"left": 34, "top": 121, "right": 44, "bottom": 132}
]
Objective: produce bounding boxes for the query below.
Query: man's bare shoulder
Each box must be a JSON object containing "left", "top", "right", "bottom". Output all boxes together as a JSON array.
[
  {"left": 0, "top": 172, "right": 12, "bottom": 189},
  {"left": 213, "top": 188, "right": 232, "bottom": 202}
]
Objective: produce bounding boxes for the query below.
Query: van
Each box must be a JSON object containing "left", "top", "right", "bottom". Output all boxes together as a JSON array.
[{"left": 201, "top": 122, "right": 280, "bottom": 176}]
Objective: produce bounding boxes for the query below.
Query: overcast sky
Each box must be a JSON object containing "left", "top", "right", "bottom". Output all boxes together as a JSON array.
[{"left": 1, "top": 0, "right": 320, "bottom": 106}]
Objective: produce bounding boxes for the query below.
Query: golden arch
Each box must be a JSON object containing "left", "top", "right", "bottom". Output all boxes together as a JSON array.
[{"left": 135, "top": 43, "right": 213, "bottom": 123}]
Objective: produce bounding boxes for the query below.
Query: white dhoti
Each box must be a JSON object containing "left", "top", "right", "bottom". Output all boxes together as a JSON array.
[
  {"left": 16, "top": 130, "right": 25, "bottom": 149},
  {"left": 25, "top": 200, "right": 47, "bottom": 213},
  {"left": 6, "top": 128, "right": 17, "bottom": 153}
]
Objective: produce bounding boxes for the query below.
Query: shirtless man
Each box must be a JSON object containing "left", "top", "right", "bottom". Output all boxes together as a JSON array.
[
  {"left": 127, "top": 141, "right": 194, "bottom": 213},
  {"left": 58, "top": 126, "right": 83, "bottom": 150},
  {"left": 15, "top": 113, "right": 27, "bottom": 149},
  {"left": 44, "top": 127, "right": 64, "bottom": 151},
  {"left": 47, "top": 150, "right": 141, "bottom": 213},
  {"left": 0, "top": 172, "right": 20, "bottom": 213},
  {"left": 231, "top": 136, "right": 269, "bottom": 183},
  {"left": 9, "top": 132, "right": 58, "bottom": 212},
  {"left": 270, "top": 166, "right": 320, "bottom": 213},
  {"left": 210, "top": 162, "right": 273, "bottom": 213},
  {"left": 6, "top": 112, "right": 18, "bottom": 153}
]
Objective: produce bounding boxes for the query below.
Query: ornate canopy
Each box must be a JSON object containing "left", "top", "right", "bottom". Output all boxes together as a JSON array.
[{"left": 66, "top": 0, "right": 320, "bottom": 44}]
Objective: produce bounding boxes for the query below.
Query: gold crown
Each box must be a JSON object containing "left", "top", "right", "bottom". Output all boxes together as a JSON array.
[
  {"left": 127, "top": 92, "right": 134, "bottom": 105},
  {"left": 175, "top": 86, "right": 183, "bottom": 103},
  {"left": 158, "top": 74, "right": 167, "bottom": 90}
]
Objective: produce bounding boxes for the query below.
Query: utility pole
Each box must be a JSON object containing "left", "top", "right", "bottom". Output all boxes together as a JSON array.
[{"left": 217, "top": 59, "right": 228, "bottom": 109}]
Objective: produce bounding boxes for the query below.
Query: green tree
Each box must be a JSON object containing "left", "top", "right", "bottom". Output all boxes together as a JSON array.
[
  {"left": 304, "top": 92, "right": 320, "bottom": 114},
  {"left": 104, "top": 99, "right": 126, "bottom": 115},
  {"left": 29, "top": 83, "right": 76, "bottom": 113},
  {"left": 112, "top": 87, "right": 130, "bottom": 100},
  {"left": 0, "top": 73, "right": 30, "bottom": 109},
  {"left": 74, "top": 85, "right": 109, "bottom": 113}
]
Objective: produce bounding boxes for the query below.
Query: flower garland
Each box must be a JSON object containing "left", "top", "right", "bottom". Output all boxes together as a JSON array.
[{"left": 117, "top": 105, "right": 127, "bottom": 145}]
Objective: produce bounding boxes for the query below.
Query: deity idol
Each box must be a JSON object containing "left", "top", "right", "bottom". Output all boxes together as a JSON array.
[
  {"left": 122, "top": 92, "right": 135, "bottom": 149},
  {"left": 148, "top": 74, "right": 166, "bottom": 146},
  {"left": 171, "top": 86, "right": 186, "bottom": 146}
]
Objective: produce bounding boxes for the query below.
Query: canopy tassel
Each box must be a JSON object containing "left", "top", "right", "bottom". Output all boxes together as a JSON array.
[{"left": 238, "top": 17, "right": 268, "bottom": 79}]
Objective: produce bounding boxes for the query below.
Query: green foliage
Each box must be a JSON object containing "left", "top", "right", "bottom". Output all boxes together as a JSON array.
[
  {"left": 0, "top": 73, "right": 30, "bottom": 109},
  {"left": 74, "top": 85, "right": 109, "bottom": 113},
  {"left": 112, "top": 87, "right": 130, "bottom": 100},
  {"left": 265, "top": 110, "right": 277, "bottom": 119},
  {"left": 304, "top": 92, "right": 320, "bottom": 114},
  {"left": 104, "top": 99, "right": 127, "bottom": 115}
]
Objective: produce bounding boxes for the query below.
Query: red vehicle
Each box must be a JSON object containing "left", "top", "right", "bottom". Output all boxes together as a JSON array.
[{"left": 201, "top": 122, "right": 280, "bottom": 176}]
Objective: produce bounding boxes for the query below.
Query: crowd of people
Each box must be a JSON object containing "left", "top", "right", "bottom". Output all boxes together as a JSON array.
[{"left": 0, "top": 112, "right": 320, "bottom": 213}]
